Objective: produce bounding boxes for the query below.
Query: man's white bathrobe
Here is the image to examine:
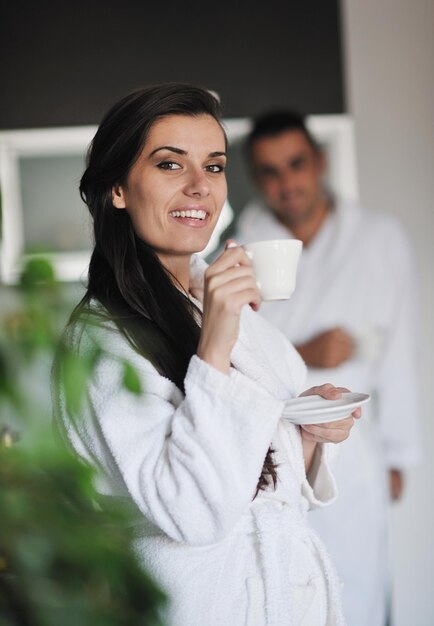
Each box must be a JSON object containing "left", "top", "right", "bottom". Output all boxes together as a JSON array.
[
  {"left": 236, "top": 200, "right": 420, "bottom": 626},
  {"left": 54, "top": 256, "right": 346, "bottom": 626}
]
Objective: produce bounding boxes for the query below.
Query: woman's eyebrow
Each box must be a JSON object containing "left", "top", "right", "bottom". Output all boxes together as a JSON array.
[
  {"left": 148, "top": 146, "right": 227, "bottom": 158},
  {"left": 149, "top": 146, "right": 186, "bottom": 157}
]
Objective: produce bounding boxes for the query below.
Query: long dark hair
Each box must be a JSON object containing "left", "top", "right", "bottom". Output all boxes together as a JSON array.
[{"left": 74, "top": 83, "right": 276, "bottom": 495}]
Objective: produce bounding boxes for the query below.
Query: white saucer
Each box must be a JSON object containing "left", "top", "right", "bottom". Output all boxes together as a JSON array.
[{"left": 282, "top": 392, "right": 371, "bottom": 425}]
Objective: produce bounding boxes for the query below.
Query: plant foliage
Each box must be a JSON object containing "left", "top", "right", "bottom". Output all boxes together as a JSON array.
[{"left": 0, "top": 258, "right": 166, "bottom": 625}]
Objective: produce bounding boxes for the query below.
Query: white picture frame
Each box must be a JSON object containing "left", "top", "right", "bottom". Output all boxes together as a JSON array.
[{"left": 0, "top": 115, "right": 358, "bottom": 284}]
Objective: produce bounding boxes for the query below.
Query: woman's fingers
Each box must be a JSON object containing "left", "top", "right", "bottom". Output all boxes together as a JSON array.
[
  {"left": 209, "top": 241, "right": 252, "bottom": 275},
  {"left": 206, "top": 264, "right": 257, "bottom": 291},
  {"left": 334, "top": 386, "right": 350, "bottom": 393},
  {"left": 211, "top": 280, "right": 261, "bottom": 314},
  {"left": 205, "top": 244, "right": 261, "bottom": 312},
  {"left": 300, "top": 383, "right": 342, "bottom": 400},
  {"left": 198, "top": 241, "right": 261, "bottom": 373},
  {"left": 228, "top": 288, "right": 262, "bottom": 313},
  {"left": 301, "top": 416, "right": 355, "bottom": 443},
  {"left": 300, "top": 384, "right": 364, "bottom": 421}
]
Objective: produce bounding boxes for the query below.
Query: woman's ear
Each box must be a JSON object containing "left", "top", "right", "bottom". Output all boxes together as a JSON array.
[{"left": 112, "top": 184, "right": 126, "bottom": 209}]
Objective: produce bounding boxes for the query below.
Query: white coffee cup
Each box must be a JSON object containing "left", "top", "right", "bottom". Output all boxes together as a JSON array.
[{"left": 243, "top": 239, "right": 303, "bottom": 301}]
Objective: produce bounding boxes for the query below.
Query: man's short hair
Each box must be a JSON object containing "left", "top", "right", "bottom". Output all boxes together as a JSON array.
[{"left": 246, "top": 110, "right": 320, "bottom": 159}]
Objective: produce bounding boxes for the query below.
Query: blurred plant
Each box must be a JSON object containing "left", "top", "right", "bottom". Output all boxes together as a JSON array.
[{"left": 0, "top": 257, "right": 166, "bottom": 625}]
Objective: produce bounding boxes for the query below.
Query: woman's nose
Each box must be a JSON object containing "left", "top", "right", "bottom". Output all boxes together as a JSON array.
[{"left": 184, "top": 167, "right": 210, "bottom": 197}]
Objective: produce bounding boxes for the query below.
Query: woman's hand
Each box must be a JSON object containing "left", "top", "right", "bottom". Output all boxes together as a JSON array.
[
  {"left": 196, "top": 241, "right": 261, "bottom": 374},
  {"left": 299, "top": 384, "right": 361, "bottom": 471}
]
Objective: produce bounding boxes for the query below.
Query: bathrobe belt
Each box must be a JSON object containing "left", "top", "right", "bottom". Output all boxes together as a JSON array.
[{"left": 234, "top": 500, "right": 344, "bottom": 626}]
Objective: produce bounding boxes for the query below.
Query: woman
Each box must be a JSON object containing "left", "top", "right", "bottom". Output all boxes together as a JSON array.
[{"left": 54, "top": 83, "right": 359, "bottom": 626}]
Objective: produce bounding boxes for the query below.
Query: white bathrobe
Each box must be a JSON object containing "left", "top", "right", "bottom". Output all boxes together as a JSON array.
[
  {"left": 236, "top": 200, "right": 420, "bottom": 626},
  {"left": 54, "top": 255, "right": 346, "bottom": 626}
]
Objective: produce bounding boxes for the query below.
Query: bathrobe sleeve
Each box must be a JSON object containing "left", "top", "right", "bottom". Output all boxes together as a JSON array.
[
  {"left": 232, "top": 305, "right": 307, "bottom": 401},
  {"left": 302, "top": 443, "right": 338, "bottom": 509},
  {"left": 278, "top": 419, "right": 338, "bottom": 512},
  {"left": 59, "top": 324, "right": 285, "bottom": 547},
  {"left": 232, "top": 306, "right": 339, "bottom": 508}
]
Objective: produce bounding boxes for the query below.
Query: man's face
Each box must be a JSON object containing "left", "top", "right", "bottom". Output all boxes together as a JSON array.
[{"left": 251, "top": 129, "right": 325, "bottom": 227}]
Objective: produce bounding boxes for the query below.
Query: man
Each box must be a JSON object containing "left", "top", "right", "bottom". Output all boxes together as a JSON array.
[{"left": 234, "top": 111, "right": 420, "bottom": 626}]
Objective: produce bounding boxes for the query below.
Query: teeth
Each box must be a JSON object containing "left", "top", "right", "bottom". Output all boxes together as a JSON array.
[
  {"left": 169, "top": 209, "right": 207, "bottom": 220},
  {"left": 192, "top": 209, "right": 207, "bottom": 219}
]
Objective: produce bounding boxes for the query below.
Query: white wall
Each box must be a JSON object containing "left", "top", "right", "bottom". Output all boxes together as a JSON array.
[{"left": 341, "top": 1, "right": 434, "bottom": 624}]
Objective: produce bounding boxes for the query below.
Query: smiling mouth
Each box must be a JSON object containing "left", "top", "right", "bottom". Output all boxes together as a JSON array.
[{"left": 169, "top": 209, "right": 208, "bottom": 221}]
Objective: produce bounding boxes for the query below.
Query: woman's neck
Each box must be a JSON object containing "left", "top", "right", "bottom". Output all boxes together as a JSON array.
[{"left": 157, "top": 253, "right": 191, "bottom": 294}]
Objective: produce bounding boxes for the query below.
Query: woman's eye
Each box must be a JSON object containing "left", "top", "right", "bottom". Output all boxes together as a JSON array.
[
  {"left": 157, "top": 161, "right": 181, "bottom": 170},
  {"left": 206, "top": 163, "right": 225, "bottom": 173}
]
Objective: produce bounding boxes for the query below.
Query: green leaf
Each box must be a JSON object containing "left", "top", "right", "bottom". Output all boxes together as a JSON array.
[
  {"left": 0, "top": 276, "right": 165, "bottom": 624},
  {"left": 61, "top": 351, "right": 90, "bottom": 416},
  {"left": 121, "top": 361, "right": 142, "bottom": 395},
  {"left": 20, "top": 257, "right": 56, "bottom": 287}
]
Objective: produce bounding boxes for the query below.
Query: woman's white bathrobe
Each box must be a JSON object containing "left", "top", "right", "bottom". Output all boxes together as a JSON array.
[
  {"left": 54, "top": 256, "right": 345, "bottom": 626},
  {"left": 235, "top": 200, "right": 420, "bottom": 626}
]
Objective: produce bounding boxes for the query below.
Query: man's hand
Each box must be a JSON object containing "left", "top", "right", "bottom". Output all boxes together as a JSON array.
[
  {"left": 296, "top": 327, "right": 355, "bottom": 368},
  {"left": 389, "top": 469, "right": 404, "bottom": 501}
]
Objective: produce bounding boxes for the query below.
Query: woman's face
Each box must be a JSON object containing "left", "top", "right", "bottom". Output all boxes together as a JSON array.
[{"left": 112, "top": 114, "right": 227, "bottom": 267}]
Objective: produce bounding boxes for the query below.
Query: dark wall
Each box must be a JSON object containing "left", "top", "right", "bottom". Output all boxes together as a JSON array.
[{"left": 0, "top": 0, "right": 345, "bottom": 129}]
